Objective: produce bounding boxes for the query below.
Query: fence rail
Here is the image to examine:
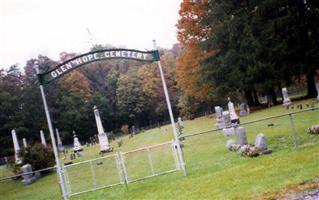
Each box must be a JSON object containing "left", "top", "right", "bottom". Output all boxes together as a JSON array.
[
  {"left": 0, "top": 166, "right": 56, "bottom": 182},
  {"left": 181, "top": 106, "right": 319, "bottom": 140}
]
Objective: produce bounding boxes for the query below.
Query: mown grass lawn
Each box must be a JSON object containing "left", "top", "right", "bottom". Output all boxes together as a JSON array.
[{"left": 0, "top": 98, "right": 318, "bottom": 200}]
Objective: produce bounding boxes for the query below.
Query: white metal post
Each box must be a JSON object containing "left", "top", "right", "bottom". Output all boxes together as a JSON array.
[
  {"left": 34, "top": 61, "right": 68, "bottom": 200},
  {"left": 152, "top": 40, "right": 186, "bottom": 176}
]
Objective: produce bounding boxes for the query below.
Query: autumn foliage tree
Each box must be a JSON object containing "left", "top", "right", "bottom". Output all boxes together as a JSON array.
[{"left": 176, "top": 0, "right": 213, "bottom": 117}]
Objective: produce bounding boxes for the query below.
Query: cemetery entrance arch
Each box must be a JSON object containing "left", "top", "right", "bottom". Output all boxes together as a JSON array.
[{"left": 35, "top": 44, "right": 186, "bottom": 200}]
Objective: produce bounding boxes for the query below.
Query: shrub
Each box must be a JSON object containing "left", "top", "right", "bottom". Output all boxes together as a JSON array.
[{"left": 19, "top": 142, "right": 55, "bottom": 171}]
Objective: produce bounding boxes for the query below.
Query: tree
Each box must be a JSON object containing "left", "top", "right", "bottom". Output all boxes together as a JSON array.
[
  {"left": 199, "top": 0, "right": 319, "bottom": 105},
  {"left": 116, "top": 69, "right": 146, "bottom": 127},
  {"left": 176, "top": 0, "right": 214, "bottom": 116}
]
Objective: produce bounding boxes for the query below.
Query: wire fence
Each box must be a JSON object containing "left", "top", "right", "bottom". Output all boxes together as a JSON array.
[
  {"left": 180, "top": 106, "right": 319, "bottom": 169},
  {"left": 63, "top": 140, "right": 179, "bottom": 197},
  {"left": 181, "top": 106, "right": 319, "bottom": 146},
  {"left": 0, "top": 166, "right": 56, "bottom": 182}
]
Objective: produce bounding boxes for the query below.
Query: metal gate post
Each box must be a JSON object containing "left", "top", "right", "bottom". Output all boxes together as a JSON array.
[
  {"left": 34, "top": 61, "right": 68, "bottom": 200},
  {"left": 153, "top": 40, "right": 187, "bottom": 176}
]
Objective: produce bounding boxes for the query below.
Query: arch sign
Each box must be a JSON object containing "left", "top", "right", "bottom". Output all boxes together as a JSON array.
[
  {"left": 38, "top": 49, "right": 159, "bottom": 84},
  {"left": 35, "top": 47, "right": 186, "bottom": 200}
]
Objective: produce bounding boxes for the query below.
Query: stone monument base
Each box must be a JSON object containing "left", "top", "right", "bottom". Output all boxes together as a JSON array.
[
  {"left": 22, "top": 172, "right": 40, "bottom": 185},
  {"left": 283, "top": 98, "right": 292, "bottom": 107},
  {"left": 100, "top": 147, "right": 113, "bottom": 154}
]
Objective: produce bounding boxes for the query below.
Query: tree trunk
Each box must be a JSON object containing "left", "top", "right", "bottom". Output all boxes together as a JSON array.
[
  {"left": 252, "top": 89, "right": 261, "bottom": 106},
  {"left": 306, "top": 72, "right": 317, "bottom": 98},
  {"left": 270, "top": 87, "right": 278, "bottom": 105},
  {"left": 244, "top": 90, "right": 254, "bottom": 106}
]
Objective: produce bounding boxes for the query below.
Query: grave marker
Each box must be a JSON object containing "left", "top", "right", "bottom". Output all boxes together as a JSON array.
[
  {"left": 228, "top": 97, "right": 240, "bottom": 124},
  {"left": 40, "top": 130, "right": 47, "bottom": 147},
  {"left": 255, "top": 133, "right": 267, "bottom": 150},
  {"left": 93, "top": 106, "right": 110, "bottom": 153},
  {"left": 73, "top": 131, "right": 83, "bottom": 153},
  {"left": 282, "top": 87, "right": 292, "bottom": 107},
  {"left": 11, "top": 129, "right": 22, "bottom": 164},
  {"left": 23, "top": 138, "right": 28, "bottom": 148},
  {"left": 239, "top": 103, "right": 249, "bottom": 116},
  {"left": 236, "top": 127, "right": 248, "bottom": 146},
  {"left": 215, "top": 106, "right": 226, "bottom": 129},
  {"left": 55, "top": 128, "right": 65, "bottom": 152}
]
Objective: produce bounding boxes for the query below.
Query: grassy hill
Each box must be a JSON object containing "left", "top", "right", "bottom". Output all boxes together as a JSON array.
[{"left": 0, "top": 98, "right": 318, "bottom": 200}]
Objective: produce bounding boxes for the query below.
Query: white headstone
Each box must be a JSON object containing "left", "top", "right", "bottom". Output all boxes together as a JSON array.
[
  {"left": 40, "top": 130, "right": 47, "bottom": 147},
  {"left": 282, "top": 87, "right": 292, "bottom": 106},
  {"left": 236, "top": 127, "right": 248, "bottom": 146},
  {"left": 215, "top": 106, "right": 223, "bottom": 118},
  {"left": 215, "top": 106, "right": 226, "bottom": 129},
  {"left": 22, "top": 164, "right": 33, "bottom": 180},
  {"left": 22, "top": 138, "right": 28, "bottom": 148},
  {"left": 93, "top": 106, "right": 110, "bottom": 152},
  {"left": 315, "top": 76, "right": 319, "bottom": 101},
  {"left": 55, "top": 128, "right": 64, "bottom": 152},
  {"left": 222, "top": 111, "right": 232, "bottom": 128},
  {"left": 239, "top": 103, "right": 248, "bottom": 116},
  {"left": 21, "top": 164, "right": 40, "bottom": 185},
  {"left": 11, "top": 129, "right": 22, "bottom": 164},
  {"left": 227, "top": 98, "right": 239, "bottom": 122},
  {"left": 178, "top": 117, "right": 184, "bottom": 129},
  {"left": 255, "top": 133, "right": 268, "bottom": 150},
  {"left": 73, "top": 131, "right": 83, "bottom": 152}
]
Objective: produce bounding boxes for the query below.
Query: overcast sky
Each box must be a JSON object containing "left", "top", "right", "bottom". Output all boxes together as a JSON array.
[{"left": 0, "top": 0, "right": 182, "bottom": 69}]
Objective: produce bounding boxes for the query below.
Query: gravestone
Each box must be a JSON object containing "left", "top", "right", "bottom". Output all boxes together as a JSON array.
[
  {"left": 40, "top": 130, "right": 47, "bottom": 147},
  {"left": 55, "top": 128, "right": 65, "bottom": 152},
  {"left": 21, "top": 164, "right": 33, "bottom": 183},
  {"left": 215, "top": 106, "right": 226, "bottom": 129},
  {"left": 222, "top": 111, "right": 232, "bottom": 128},
  {"left": 93, "top": 106, "right": 110, "bottom": 153},
  {"left": 282, "top": 88, "right": 292, "bottom": 107},
  {"left": 315, "top": 75, "right": 319, "bottom": 101},
  {"left": 21, "top": 164, "right": 40, "bottom": 185},
  {"left": 228, "top": 97, "right": 240, "bottom": 124},
  {"left": 131, "top": 125, "right": 136, "bottom": 136},
  {"left": 73, "top": 131, "right": 83, "bottom": 153},
  {"left": 177, "top": 117, "right": 184, "bottom": 129},
  {"left": 11, "top": 129, "right": 22, "bottom": 164},
  {"left": 255, "top": 133, "right": 267, "bottom": 150},
  {"left": 239, "top": 103, "right": 249, "bottom": 116},
  {"left": 235, "top": 127, "right": 248, "bottom": 146},
  {"left": 22, "top": 138, "right": 28, "bottom": 148},
  {"left": 258, "top": 95, "right": 268, "bottom": 104}
]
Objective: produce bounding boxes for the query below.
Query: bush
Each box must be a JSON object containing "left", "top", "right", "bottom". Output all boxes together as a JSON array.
[{"left": 19, "top": 142, "right": 55, "bottom": 171}]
